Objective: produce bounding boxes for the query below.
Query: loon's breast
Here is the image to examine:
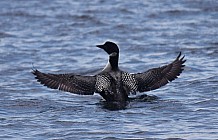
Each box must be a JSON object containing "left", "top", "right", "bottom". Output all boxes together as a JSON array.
[{"left": 95, "top": 70, "right": 138, "bottom": 102}]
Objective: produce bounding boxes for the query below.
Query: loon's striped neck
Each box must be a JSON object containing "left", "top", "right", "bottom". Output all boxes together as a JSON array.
[{"left": 109, "top": 53, "right": 119, "bottom": 70}]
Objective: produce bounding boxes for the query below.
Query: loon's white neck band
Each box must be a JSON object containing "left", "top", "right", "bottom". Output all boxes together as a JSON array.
[{"left": 101, "top": 60, "right": 112, "bottom": 72}]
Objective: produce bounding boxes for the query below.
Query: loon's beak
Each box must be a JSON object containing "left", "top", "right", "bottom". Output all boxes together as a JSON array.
[{"left": 96, "top": 44, "right": 104, "bottom": 49}]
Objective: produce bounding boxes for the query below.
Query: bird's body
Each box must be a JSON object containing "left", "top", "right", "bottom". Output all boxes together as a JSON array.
[
  {"left": 95, "top": 70, "right": 137, "bottom": 102},
  {"left": 32, "top": 41, "right": 186, "bottom": 103}
]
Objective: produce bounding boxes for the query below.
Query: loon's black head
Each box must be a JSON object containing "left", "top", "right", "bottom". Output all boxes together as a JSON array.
[{"left": 96, "top": 41, "right": 119, "bottom": 55}]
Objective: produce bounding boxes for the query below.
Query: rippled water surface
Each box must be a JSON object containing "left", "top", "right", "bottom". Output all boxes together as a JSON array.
[{"left": 1, "top": 0, "right": 218, "bottom": 139}]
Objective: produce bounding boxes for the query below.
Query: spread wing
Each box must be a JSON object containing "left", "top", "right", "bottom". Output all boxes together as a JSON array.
[
  {"left": 133, "top": 52, "right": 186, "bottom": 92},
  {"left": 32, "top": 69, "right": 96, "bottom": 95}
]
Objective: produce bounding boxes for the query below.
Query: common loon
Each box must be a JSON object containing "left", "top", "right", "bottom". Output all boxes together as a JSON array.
[{"left": 32, "top": 41, "right": 186, "bottom": 102}]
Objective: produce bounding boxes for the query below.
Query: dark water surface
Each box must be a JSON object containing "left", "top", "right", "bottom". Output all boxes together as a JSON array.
[{"left": 1, "top": 0, "right": 218, "bottom": 139}]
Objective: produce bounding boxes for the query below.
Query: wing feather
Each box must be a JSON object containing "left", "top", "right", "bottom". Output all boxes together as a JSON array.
[
  {"left": 32, "top": 69, "right": 96, "bottom": 95},
  {"left": 133, "top": 52, "right": 186, "bottom": 92}
]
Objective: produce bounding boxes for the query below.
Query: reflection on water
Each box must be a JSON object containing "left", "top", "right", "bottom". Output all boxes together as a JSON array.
[{"left": 98, "top": 94, "right": 159, "bottom": 111}]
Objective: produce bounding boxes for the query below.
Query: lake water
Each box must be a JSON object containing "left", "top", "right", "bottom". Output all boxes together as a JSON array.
[{"left": 0, "top": 0, "right": 218, "bottom": 139}]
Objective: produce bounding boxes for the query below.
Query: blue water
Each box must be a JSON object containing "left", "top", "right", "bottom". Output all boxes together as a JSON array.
[{"left": 1, "top": 0, "right": 218, "bottom": 139}]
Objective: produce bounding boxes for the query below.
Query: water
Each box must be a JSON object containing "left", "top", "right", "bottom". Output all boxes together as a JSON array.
[{"left": 0, "top": 0, "right": 218, "bottom": 139}]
